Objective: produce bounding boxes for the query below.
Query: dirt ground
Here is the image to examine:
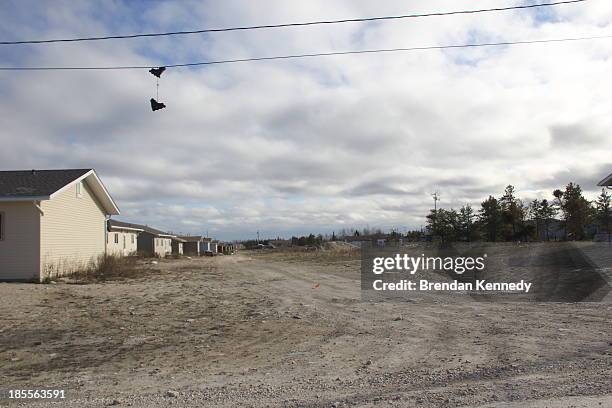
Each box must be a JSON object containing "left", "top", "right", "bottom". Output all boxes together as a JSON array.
[{"left": 0, "top": 249, "right": 611, "bottom": 407}]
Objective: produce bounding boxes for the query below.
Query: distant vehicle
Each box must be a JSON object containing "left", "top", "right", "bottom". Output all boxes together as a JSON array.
[{"left": 256, "top": 243, "right": 276, "bottom": 249}]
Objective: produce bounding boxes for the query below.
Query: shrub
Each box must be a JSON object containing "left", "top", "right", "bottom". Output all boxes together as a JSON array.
[{"left": 72, "top": 254, "right": 142, "bottom": 282}]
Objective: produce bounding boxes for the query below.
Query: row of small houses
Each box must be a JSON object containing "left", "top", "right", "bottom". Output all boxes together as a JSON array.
[
  {"left": 0, "top": 169, "right": 232, "bottom": 282},
  {"left": 107, "top": 220, "right": 234, "bottom": 258}
]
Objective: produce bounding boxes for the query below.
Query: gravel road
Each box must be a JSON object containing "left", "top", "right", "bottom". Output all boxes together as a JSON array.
[{"left": 0, "top": 249, "right": 610, "bottom": 407}]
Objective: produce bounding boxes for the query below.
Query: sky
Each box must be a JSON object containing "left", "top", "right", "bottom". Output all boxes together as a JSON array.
[{"left": 1, "top": 0, "right": 612, "bottom": 240}]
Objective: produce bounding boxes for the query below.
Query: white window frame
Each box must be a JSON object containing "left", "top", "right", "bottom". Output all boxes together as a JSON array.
[{"left": 76, "top": 181, "right": 83, "bottom": 198}]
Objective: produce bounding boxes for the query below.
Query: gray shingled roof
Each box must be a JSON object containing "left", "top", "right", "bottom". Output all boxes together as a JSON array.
[
  {"left": 108, "top": 219, "right": 144, "bottom": 231},
  {"left": 178, "top": 235, "right": 203, "bottom": 242},
  {"left": 108, "top": 220, "right": 174, "bottom": 237},
  {"left": 140, "top": 225, "right": 175, "bottom": 237},
  {"left": 0, "top": 169, "right": 92, "bottom": 198}
]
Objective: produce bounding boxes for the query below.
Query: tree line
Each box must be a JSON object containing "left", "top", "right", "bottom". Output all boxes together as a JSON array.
[{"left": 426, "top": 183, "right": 612, "bottom": 242}]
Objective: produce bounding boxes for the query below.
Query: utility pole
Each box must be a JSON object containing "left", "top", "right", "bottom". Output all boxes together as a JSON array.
[{"left": 431, "top": 191, "right": 440, "bottom": 238}]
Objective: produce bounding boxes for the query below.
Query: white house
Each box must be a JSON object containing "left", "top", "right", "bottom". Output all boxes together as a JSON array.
[{"left": 107, "top": 219, "right": 143, "bottom": 256}]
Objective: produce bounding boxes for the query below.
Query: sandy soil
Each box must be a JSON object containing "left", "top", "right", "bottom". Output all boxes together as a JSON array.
[{"left": 0, "top": 249, "right": 611, "bottom": 407}]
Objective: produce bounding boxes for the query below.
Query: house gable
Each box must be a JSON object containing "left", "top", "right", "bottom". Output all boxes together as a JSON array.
[
  {"left": 39, "top": 181, "right": 107, "bottom": 278},
  {"left": 0, "top": 169, "right": 119, "bottom": 215}
]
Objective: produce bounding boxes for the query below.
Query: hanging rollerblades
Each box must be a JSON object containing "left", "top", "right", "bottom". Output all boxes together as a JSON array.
[{"left": 149, "top": 66, "right": 166, "bottom": 111}]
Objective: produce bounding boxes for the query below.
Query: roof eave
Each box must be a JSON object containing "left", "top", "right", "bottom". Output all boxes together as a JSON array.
[
  {"left": 597, "top": 173, "right": 612, "bottom": 186},
  {"left": 110, "top": 226, "right": 144, "bottom": 232},
  {"left": 0, "top": 196, "right": 50, "bottom": 202}
]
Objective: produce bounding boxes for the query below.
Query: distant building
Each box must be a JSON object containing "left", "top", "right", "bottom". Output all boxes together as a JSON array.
[
  {"left": 179, "top": 235, "right": 204, "bottom": 256},
  {"left": 344, "top": 233, "right": 391, "bottom": 248},
  {"left": 171, "top": 236, "right": 186, "bottom": 255},
  {"left": 201, "top": 237, "right": 213, "bottom": 253},
  {"left": 216, "top": 242, "right": 235, "bottom": 255},
  {"left": 107, "top": 220, "right": 143, "bottom": 257},
  {"left": 130, "top": 225, "right": 174, "bottom": 258}
]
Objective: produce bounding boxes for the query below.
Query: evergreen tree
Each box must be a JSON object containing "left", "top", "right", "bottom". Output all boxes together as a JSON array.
[
  {"left": 426, "top": 208, "right": 460, "bottom": 243},
  {"left": 559, "top": 183, "right": 591, "bottom": 240},
  {"left": 553, "top": 189, "right": 566, "bottom": 239},
  {"left": 499, "top": 185, "right": 524, "bottom": 240},
  {"left": 479, "top": 196, "right": 502, "bottom": 242},
  {"left": 529, "top": 199, "right": 542, "bottom": 240},
  {"left": 538, "top": 199, "right": 557, "bottom": 241},
  {"left": 595, "top": 188, "right": 612, "bottom": 242},
  {"left": 459, "top": 204, "right": 476, "bottom": 242}
]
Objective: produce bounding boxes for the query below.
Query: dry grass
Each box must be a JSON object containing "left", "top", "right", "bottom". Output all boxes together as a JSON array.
[
  {"left": 69, "top": 255, "right": 160, "bottom": 283},
  {"left": 247, "top": 243, "right": 360, "bottom": 264}
]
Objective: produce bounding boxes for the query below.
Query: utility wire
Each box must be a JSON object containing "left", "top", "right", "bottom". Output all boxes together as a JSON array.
[
  {"left": 1, "top": 34, "right": 610, "bottom": 71},
  {"left": 0, "top": 0, "right": 588, "bottom": 45}
]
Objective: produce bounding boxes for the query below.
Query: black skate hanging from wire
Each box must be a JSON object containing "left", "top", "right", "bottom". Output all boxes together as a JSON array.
[{"left": 149, "top": 66, "right": 166, "bottom": 111}]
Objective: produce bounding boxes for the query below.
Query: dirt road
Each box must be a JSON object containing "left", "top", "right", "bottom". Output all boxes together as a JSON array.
[{"left": 1, "top": 250, "right": 611, "bottom": 407}]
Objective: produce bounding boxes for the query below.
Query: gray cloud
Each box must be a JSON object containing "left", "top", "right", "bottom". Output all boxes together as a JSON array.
[
  {"left": 345, "top": 180, "right": 420, "bottom": 197},
  {"left": 2, "top": 1, "right": 612, "bottom": 239},
  {"left": 549, "top": 122, "right": 606, "bottom": 149}
]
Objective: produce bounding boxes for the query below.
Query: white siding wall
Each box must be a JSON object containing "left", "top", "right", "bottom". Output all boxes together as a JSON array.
[
  {"left": 106, "top": 229, "right": 139, "bottom": 256},
  {"left": 154, "top": 237, "right": 172, "bottom": 257},
  {"left": 0, "top": 202, "right": 40, "bottom": 280},
  {"left": 40, "top": 181, "right": 107, "bottom": 277}
]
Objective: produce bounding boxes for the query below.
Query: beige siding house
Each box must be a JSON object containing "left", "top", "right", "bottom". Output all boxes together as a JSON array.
[
  {"left": 130, "top": 224, "right": 174, "bottom": 258},
  {"left": 107, "top": 220, "right": 143, "bottom": 256},
  {"left": 171, "top": 237, "right": 186, "bottom": 255},
  {"left": 0, "top": 169, "right": 119, "bottom": 281},
  {"left": 179, "top": 236, "right": 205, "bottom": 256},
  {"left": 154, "top": 236, "right": 173, "bottom": 257}
]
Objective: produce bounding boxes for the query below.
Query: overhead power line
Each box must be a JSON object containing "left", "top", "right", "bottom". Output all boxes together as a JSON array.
[
  {"left": 0, "top": 0, "right": 588, "bottom": 45},
  {"left": 1, "top": 34, "right": 610, "bottom": 71}
]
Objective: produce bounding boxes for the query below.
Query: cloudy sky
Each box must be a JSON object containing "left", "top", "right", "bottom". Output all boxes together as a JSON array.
[{"left": 1, "top": 0, "right": 611, "bottom": 240}]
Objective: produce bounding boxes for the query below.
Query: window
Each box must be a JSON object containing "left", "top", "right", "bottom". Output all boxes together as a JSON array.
[
  {"left": 114, "top": 233, "right": 119, "bottom": 244},
  {"left": 0, "top": 212, "right": 4, "bottom": 241},
  {"left": 76, "top": 181, "right": 83, "bottom": 198},
  {"left": 131, "top": 234, "right": 135, "bottom": 244}
]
